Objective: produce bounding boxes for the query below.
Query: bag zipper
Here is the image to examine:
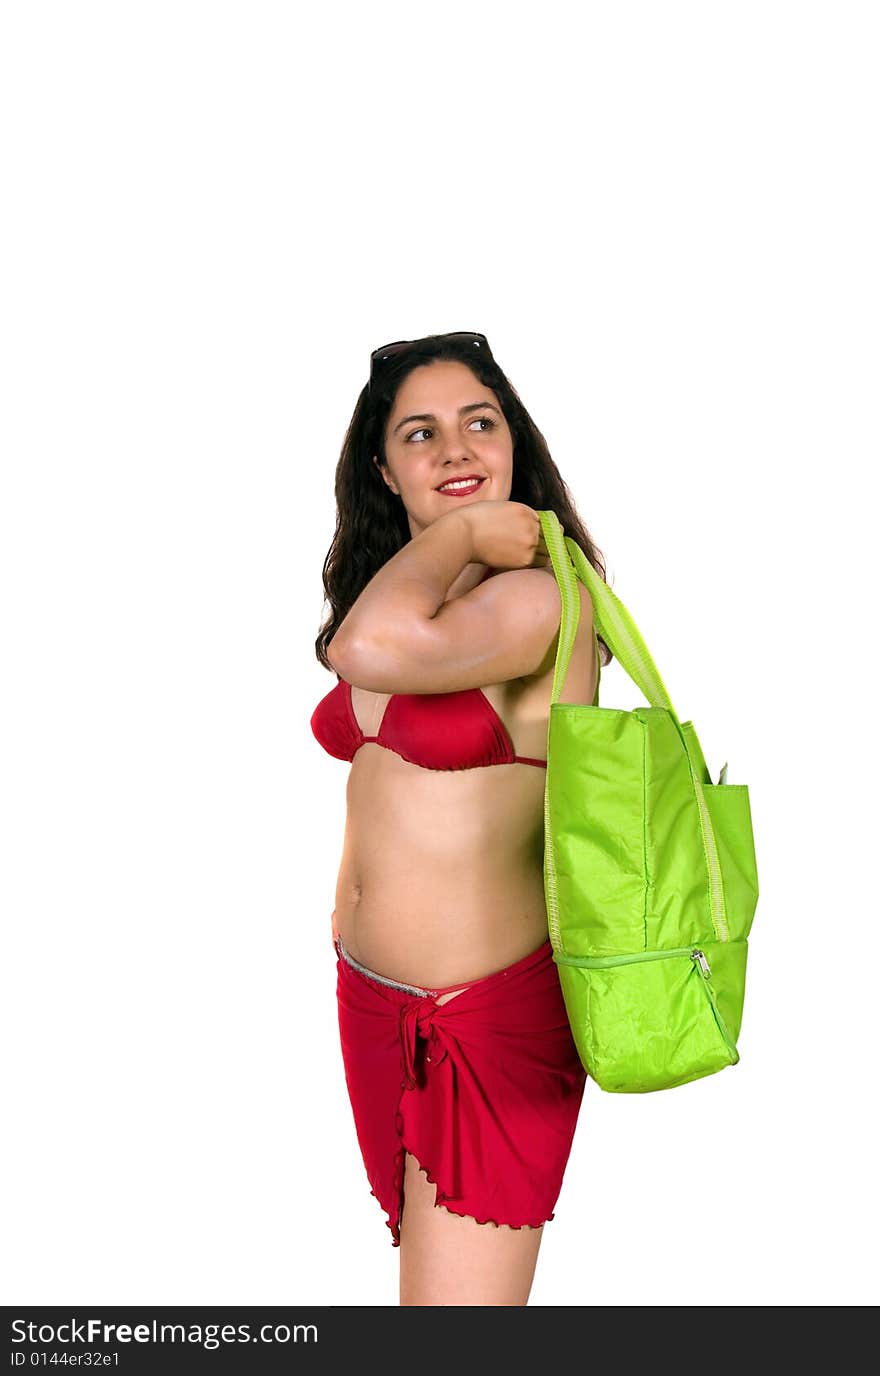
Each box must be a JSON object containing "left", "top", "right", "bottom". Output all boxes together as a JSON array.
[
  {"left": 690, "top": 949, "right": 740, "bottom": 1060},
  {"left": 543, "top": 782, "right": 563, "bottom": 949},
  {"left": 555, "top": 944, "right": 707, "bottom": 969},
  {"left": 553, "top": 944, "right": 739, "bottom": 1060},
  {"left": 692, "top": 779, "right": 729, "bottom": 942}
]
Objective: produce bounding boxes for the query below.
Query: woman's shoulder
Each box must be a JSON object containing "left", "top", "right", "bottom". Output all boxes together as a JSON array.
[
  {"left": 493, "top": 565, "right": 592, "bottom": 620},
  {"left": 516, "top": 569, "right": 595, "bottom": 690}
]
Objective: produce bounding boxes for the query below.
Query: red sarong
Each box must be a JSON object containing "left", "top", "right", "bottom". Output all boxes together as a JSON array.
[{"left": 335, "top": 937, "right": 587, "bottom": 1247}]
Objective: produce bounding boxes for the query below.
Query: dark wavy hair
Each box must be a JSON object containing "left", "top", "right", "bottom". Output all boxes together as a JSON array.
[{"left": 314, "top": 333, "right": 613, "bottom": 674}]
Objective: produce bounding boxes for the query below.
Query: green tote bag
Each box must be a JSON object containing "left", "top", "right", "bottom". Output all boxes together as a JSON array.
[{"left": 537, "top": 509, "right": 759, "bottom": 1093}]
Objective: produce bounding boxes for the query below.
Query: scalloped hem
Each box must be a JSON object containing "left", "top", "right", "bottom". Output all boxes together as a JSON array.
[{"left": 371, "top": 1139, "right": 554, "bottom": 1248}]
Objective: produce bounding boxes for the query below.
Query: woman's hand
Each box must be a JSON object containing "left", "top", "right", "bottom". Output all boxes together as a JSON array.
[
  {"left": 459, "top": 500, "right": 555, "bottom": 571},
  {"left": 331, "top": 908, "right": 339, "bottom": 946}
]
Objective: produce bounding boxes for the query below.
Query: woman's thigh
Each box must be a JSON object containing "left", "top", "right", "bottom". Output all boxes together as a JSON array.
[{"left": 398, "top": 1150, "right": 544, "bottom": 1307}]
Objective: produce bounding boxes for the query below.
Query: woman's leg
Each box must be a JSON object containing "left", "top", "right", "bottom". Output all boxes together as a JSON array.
[{"left": 398, "top": 1149, "right": 544, "bottom": 1306}]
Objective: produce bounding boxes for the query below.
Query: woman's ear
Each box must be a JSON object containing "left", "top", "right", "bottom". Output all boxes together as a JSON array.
[{"left": 373, "top": 454, "right": 398, "bottom": 496}]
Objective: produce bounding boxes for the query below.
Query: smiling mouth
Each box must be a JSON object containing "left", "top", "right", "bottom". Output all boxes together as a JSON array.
[{"left": 436, "top": 477, "right": 487, "bottom": 496}]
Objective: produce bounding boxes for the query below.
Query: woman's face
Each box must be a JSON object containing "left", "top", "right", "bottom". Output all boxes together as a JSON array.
[{"left": 374, "top": 360, "right": 514, "bottom": 539}]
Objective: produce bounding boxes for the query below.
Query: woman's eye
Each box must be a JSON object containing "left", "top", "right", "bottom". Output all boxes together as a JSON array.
[{"left": 406, "top": 416, "right": 497, "bottom": 443}]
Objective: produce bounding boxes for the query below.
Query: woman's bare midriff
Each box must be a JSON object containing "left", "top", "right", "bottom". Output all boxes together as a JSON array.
[{"left": 333, "top": 581, "right": 598, "bottom": 991}]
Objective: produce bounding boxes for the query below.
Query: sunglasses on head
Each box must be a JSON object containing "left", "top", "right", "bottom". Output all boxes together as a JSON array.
[{"left": 368, "top": 331, "right": 493, "bottom": 393}]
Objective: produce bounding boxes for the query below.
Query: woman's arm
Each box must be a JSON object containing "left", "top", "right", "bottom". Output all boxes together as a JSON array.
[
  {"left": 326, "top": 503, "right": 570, "bottom": 695},
  {"left": 328, "top": 509, "right": 473, "bottom": 662}
]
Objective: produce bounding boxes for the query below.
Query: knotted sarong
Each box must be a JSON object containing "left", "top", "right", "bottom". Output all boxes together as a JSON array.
[{"left": 335, "top": 936, "right": 587, "bottom": 1247}]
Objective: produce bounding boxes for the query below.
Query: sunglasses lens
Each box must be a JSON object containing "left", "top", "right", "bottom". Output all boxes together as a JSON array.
[
  {"left": 446, "top": 333, "right": 489, "bottom": 348},
  {"left": 371, "top": 339, "right": 414, "bottom": 365},
  {"left": 370, "top": 332, "right": 491, "bottom": 381}
]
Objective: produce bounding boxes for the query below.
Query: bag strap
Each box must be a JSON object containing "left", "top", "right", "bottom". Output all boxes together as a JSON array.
[
  {"left": 537, "top": 509, "right": 681, "bottom": 727},
  {"left": 538, "top": 510, "right": 731, "bottom": 942}
]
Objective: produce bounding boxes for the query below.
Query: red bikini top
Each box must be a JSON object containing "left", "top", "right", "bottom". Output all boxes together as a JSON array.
[
  {"left": 310, "top": 677, "right": 547, "bottom": 771},
  {"left": 311, "top": 568, "right": 547, "bottom": 772}
]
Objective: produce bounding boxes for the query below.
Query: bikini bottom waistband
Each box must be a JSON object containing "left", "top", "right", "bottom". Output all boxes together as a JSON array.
[{"left": 334, "top": 933, "right": 553, "bottom": 999}]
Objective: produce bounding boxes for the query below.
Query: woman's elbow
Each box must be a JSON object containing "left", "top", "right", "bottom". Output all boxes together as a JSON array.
[{"left": 327, "top": 631, "right": 358, "bottom": 678}]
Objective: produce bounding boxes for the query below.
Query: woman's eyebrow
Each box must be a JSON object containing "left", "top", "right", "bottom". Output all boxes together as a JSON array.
[{"left": 392, "top": 401, "right": 502, "bottom": 435}]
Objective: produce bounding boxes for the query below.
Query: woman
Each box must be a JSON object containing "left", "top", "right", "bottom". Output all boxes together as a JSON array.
[{"left": 312, "top": 331, "right": 612, "bottom": 1306}]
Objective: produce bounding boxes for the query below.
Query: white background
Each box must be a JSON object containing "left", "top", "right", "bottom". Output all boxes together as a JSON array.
[{"left": 2, "top": 1, "right": 877, "bottom": 1306}]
